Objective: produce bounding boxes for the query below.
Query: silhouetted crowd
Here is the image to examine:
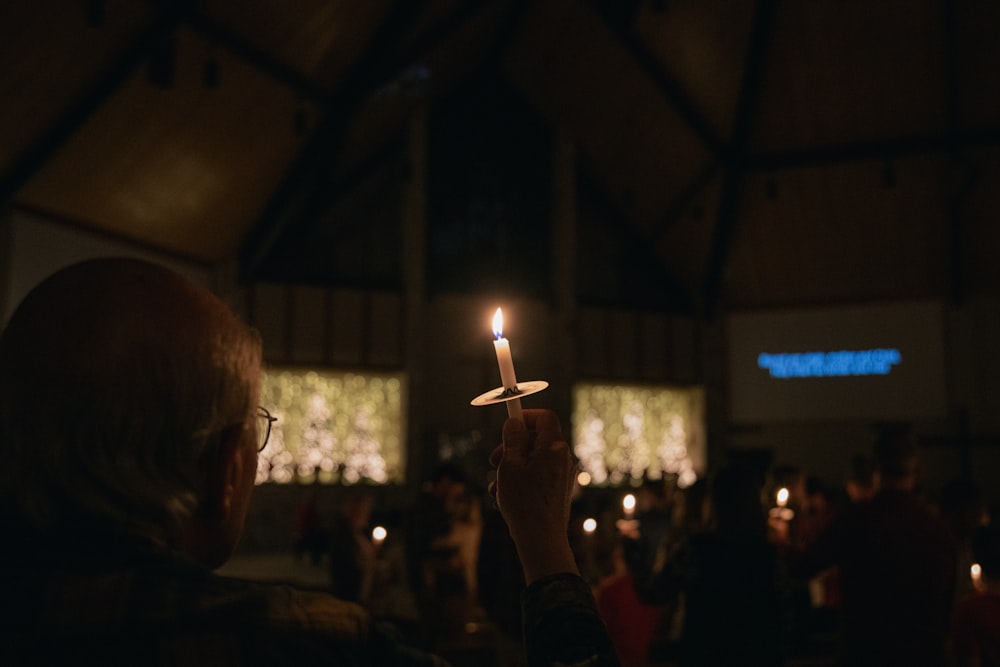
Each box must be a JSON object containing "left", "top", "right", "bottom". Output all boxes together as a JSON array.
[{"left": 310, "top": 423, "right": 998, "bottom": 667}]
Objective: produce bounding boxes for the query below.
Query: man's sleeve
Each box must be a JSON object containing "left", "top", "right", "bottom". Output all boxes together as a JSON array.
[{"left": 521, "top": 573, "right": 620, "bottom": 667}]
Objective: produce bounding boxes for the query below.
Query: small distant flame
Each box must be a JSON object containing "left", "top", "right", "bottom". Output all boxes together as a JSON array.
[
  {"left": 623, "top": 493, "right": 637, "bottom": 513},
  {"left": 492, "top": 308, "right": 504, "bottom": 339},
  {"left": 372, "top": 526, "right": 388, "bottom": 543},
  {"left": 776, "top": 487, "right": 790, "bottom": 507},
  {"left": 583, "top": 517, "right": 597, "bottom": 533}
]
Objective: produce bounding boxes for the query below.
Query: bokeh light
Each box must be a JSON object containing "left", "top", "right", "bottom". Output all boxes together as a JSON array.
[
  {"left": 256, "top": 368, "right": 405, "bottom": 485},
  {"left": 571, "top": 383, "right": 705, "bottom": 487}
]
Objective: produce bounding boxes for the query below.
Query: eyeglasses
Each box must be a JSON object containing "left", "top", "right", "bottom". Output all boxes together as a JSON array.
[{"left": 256, "top": 406, "right": 278, "bottom": 452}]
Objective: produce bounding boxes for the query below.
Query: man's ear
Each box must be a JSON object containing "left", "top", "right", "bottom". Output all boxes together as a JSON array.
[
  {"left": 179, "top": 428, "right": 253, "bottom": 568},
  {"left": 204, "top": 427, "right": 247, "bottom": 521}
]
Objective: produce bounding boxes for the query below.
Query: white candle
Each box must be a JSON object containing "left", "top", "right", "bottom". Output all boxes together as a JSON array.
[
  {"left": 492, "top": 308, "right": 518, "bottom": 388},
  {"left": 492, "top": 308, "right": 523, "bottom": 420}
]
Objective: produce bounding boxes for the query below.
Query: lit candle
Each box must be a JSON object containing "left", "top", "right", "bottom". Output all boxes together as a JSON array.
[
  {"left": 770, "top": 487, "right": 795, "bottom": 521},
  {"left": 583, "top": 517, "right": 597, "bottom": 534},
  {"left": 372, "top": 525, "right": 387, "bottom": 546},
  {"left": 972, "top": 562, "right": 983, "bottom": 591},
  {"left": 492, "top": 308, "right": 523, "bottom": 421},
  {"left": 623, "top": 493, "right": 636, "bottom": 518}
]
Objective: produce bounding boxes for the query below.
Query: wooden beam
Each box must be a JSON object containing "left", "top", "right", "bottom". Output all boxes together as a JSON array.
[
  {"left": 701, "top": 0, "right": 776, "bottom": 319},
  {"left": 589, "top": 0, "right": 721, "bottom": 154},
  {"left": 745, "top": 128, "right": 1000, "bottom": 171},
  {"left": 0, "top": 11, "right": 177, "bottom": 205},
  {"left": 239, "top": 0, "right": 431, "bottom": 279},
  {"left": 185, "top": 13, "right": 329, "bottom": 102},
  {"left": 648, "top": 159, "right": 722, "bottom": 245},
  {"left": 239, "top": 0, "right": 520, "bottom": 280}
]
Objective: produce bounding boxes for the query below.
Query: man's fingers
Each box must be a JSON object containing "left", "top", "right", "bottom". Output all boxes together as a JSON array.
[
  {"left": 501, "top": 416, "right": 530, "bottom": 465},
  {"left": 488, "top": 443, "right": 503, "bottom": 468},
  {"left": 521, "top": 409, "right": 562, "bottom": 438},
  {"left": 487, "top": 479, "right": 498, "bottom": 508},
  {"left": 501, "top": 410, "right": 569, "bottom": 469}
]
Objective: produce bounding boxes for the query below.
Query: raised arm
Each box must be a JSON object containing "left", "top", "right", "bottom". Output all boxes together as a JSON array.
[{"left": 491, "top": 408, "right": 619, "bottom": 667}]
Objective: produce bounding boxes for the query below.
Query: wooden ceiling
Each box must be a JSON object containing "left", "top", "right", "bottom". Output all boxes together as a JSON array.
[{"left": 3, "top": 0, "right": 999, "bottom": 314}]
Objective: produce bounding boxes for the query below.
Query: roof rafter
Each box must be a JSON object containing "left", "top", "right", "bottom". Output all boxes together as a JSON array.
[
  {"left": 185, "top": 12, "right": 330, "bottom": 103},
  {"left": 746, "top": 128, "right": 1000, "bottom": 171},
  {"left": 702, "top": 0, "right": 776, "bottom": 319},
  {"left": 589, "top": 0, "right": 721, "bottom": 155},
  {"left": 239, "top": 0, "right": 432, "bottom": 279},
  {"left": 0, "top": 8, "right": 179, "bottom": 205},
  {"left": 239, "top": 0, "right": 519, "bottom": 280}
]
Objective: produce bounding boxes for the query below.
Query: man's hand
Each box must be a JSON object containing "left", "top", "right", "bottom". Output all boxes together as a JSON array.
[{"left": 490, "top": 409, "right": 579, "bottom": 584}]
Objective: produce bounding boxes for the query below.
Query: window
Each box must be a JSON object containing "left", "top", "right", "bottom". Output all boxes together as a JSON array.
[
  {"left": 572, "top": 383, "right": 705, "bottom": 487},
  {"left": 256, "top": 368, "right": 406, "bottom": 485}
]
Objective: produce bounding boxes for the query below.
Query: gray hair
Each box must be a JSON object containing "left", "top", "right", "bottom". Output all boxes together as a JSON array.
[{"left": 0, "top": 258, "right": 262, "bottom": 545}]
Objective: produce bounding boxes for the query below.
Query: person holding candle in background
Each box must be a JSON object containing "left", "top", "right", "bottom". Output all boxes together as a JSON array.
[
  {"left": 328, "top": 487, "right": 378, "bottom": 605},
  {"left": 625, "top": 462, "right": 788, "bottom": 667},
  {"left": 951, "top": 523, "right": 1000, "bottom": 667},
  {"left": 620, "top": 477, "right": 677, "bottom": 582},
  {"left": 622, "top": 493, "right": 637, "bottom": 518},
  {"left": 597, "top": 484, "right": 673, "bottom": 667},
  {"left": 786, "top": 424, "right": 958, "bottom": 667},
  {"left": 0, "top": 258, "right": 618, "bottom": 667}
]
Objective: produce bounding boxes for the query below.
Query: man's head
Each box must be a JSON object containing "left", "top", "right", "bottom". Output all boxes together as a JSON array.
[
  {"left": 845, "top": 454, "right": 877, "bottom": 503},
  {"left": 872, "top": 422, "right": 919, "bottom": 490},
  {"left": 0, "top": 258, "right": 262, "bottom": 567}
]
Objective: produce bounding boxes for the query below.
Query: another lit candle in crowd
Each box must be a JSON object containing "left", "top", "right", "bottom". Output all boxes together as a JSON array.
[
  {"left": 372, "top": 525, "right": 387, "bottom": 546},
  {"left": 492, "top": 308, "right": 523, "bottom": 421},
  {"left": 972, "top": 562, "right": 983, "bottom": 591},
  {"left": 623, "top": 493, "right": 636, "bottom": 518},
  {"left": 581, "top": 517, "right": 598, "bottom": 579},
  {"left": 771, "top": 487, "right": 794, "bottom": 521},
  {"left": 577, "top": 471, "right": 592, "bottom": 487}
]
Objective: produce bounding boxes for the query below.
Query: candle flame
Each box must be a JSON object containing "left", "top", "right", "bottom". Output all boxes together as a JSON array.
[
  {"left": 372, "top": 525, "right": 388, "bottom": 542},
  {"left": 623, "top": 493, "right": 636, "bottom": 512},
  {"left": 492, "top": 307, "right": 504, "bottom": 339},
  {"left": 583, "top": 517, "right": 597, "bottom": 533},
  {"left": 776, "top": 487, "right": 790, "bottom": 506}
]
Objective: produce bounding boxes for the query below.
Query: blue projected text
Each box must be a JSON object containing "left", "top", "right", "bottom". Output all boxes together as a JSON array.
[{"left": 757, "top": 349, "right": 901, "bottom": 379}]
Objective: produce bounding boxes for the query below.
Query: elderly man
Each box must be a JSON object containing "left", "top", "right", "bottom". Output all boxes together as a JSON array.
[{"left": 0, "top": 258, "right": 615, "bottom": 666}]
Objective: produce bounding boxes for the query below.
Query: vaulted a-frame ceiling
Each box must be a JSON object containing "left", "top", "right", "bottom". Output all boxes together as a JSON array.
[{"left": 3, "top": 0, "right": 999, "bottom": 315}]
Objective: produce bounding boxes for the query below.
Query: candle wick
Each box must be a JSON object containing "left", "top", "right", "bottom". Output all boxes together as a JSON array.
[{"left": 496, "top": 385, "right": 522, "bottom": 399}]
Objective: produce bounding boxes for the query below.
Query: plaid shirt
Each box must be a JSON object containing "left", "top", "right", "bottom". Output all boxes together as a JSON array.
[
  {"left": 1, "top": 541, "right": 617, "bottom": 667},
  {"left": 1, "top": 547, "right": 447, "bottom": 666}
]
